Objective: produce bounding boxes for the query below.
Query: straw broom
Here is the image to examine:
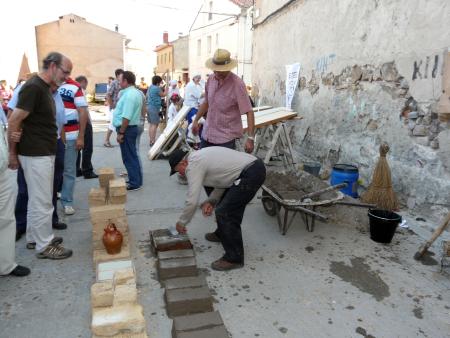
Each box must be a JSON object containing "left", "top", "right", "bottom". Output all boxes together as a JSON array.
[{"left": 361, "top": 143, "right": 399, "bottom": 210}]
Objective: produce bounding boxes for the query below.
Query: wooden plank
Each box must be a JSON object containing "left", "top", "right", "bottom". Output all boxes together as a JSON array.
[
  {"left": 148, "top": 105, "right": 191, "bottom": 160},
  {"left": 243, "top": 110, "right": 298, "bottom": 130},
  {"left": 252, "top": 105, "right": 272, "bottom": 112}
]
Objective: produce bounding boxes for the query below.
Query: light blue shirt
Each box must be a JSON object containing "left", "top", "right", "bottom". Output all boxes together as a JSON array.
[
  {"left": 0, "top": 104, "right": 6, "bottom": 126},
  {"left": 113, "top": 86, "right": 143, "bottom": 127},
  {"left": 7, "top": 83, "right": 23, "bottom": 110},
  {"left": 53, "top": 91, "right": 66, "bottom": 138}
]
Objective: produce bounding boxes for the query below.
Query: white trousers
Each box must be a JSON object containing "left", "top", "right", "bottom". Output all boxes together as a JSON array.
[
  {"left": 19, "top": 155, "right": 55, "bottom": 252},
  {"left": 0, "top": 168, "right": 18, "bottom": 275}
]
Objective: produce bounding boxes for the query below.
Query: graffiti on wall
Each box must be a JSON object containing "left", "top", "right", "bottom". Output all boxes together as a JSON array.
[
  {"left": 412, "top": 54, "right": 440, "bottom": 80},
  {"left": 315, "top": 53, "right": 336, "bottom": 74}
]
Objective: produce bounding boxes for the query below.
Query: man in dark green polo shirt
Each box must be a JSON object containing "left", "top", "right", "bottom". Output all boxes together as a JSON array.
[{"left": 8, "top": 52, "right": 73, "bottom": 260}]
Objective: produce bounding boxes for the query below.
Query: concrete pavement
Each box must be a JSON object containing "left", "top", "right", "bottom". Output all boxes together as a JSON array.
[{"left": 0, "top": 116, "right": 449, "bottom": 338}]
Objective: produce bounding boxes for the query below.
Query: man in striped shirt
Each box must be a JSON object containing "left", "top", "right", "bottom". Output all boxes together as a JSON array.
[{"left": 59, "top": 77, "right": 88, "bottom": 215}]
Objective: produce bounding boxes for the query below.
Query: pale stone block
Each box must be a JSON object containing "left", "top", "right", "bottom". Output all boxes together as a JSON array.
[
  {"left": 109, "top": 178, "right": 127, "bottom": 197},
  {"left": 92, "top": 332, "right": 148, "bottom": 338},
  {"left": 96, "top": 260, "right": 133, "bottom": 282},
  {"left": 113, "top": 284, "right": 138, "bottom": 306},
  {"left": 94, "top": 244, "right": 130, "bottom": 265},
  {"left": 98, "top": 167, "right": 115, "bottom": 189},
  {"left": 109, "top": 195, "right": 127, "bottom": 205},
  {"left": 89, "top": 187, "right": 107, "bottom": 207},
  {"left": 114, "top": 267, "right": 135, "bottom": 286},
  {"left": 91, "top": 304, "right": 145, "bottom": 336},
  {"left": 91, "top": 282, "right": 114, "bottom": 308},
  {"left": 90, "top": 205, "right": 126, "bottom": 223}
]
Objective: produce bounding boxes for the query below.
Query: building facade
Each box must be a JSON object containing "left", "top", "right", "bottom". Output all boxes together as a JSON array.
[
  {"left": 188, "top": 0, "right": 253, "bottom": 84},
  {"left": 35, "top": 14, "right": 125, "bottom": 94},
  {"left": 154, "top": 32, "right": 174, "bottom": 81},
  {"left": 172, "top": 35, "right": 189, "bottom": 84},
  {"left": 252, "top": 0, "right": 450, "bottom": 211}
]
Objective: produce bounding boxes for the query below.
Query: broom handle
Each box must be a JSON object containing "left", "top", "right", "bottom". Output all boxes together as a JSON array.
[{"left": 423, "top": 211, "right": 450, "bottom": 250}]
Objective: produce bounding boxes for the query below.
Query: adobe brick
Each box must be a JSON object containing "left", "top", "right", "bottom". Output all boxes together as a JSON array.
[
  {"left": 164, "top": 275, "right": 207, "bottom": 291},
  {"left": 91, "top": 304, "right": 145, "bottom": 336},
  {"left": 157, "top": 257, "right": 198, "bottom": 281},
  {"left": 175, "top": 326, "right": 229, "bottom": 338},
  {"left": 165, "top": 286, "right": 213, "bottom": 318},
  {"left": 157, "top": 249, "right": 195, "bottom": 261}
]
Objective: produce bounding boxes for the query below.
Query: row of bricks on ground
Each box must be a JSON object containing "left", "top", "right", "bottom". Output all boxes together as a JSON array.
[
  {"left": 152, "top": 229, "right": 229, "bottom": 338},
  {"left": 90, "top": 174, "right": 149, "bottom": 338}
]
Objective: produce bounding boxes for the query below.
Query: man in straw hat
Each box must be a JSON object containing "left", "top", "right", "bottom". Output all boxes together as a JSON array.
[
  {"left": 191, "top": 49, "right": 255, "bottom": 153},
  {"left": 168, "top": 147, "right": 266, "bottom": 271},
  {"left": 191, "top": 49, "right": 256, "bottom": 244}
]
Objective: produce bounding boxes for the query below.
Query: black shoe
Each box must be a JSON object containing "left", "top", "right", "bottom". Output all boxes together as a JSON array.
[
  {"left": 205, "top": 232, "right": 221, "bottom": 243},
  {"left": 15, "top": 230, "right": 25, "bottom": 242},
  {"left": 84, "top": 172, "right": 98, "bottom": 179},
  {"left": 9, "top": 265, "right": 31, "bottom": 277},
  {"left": 126, "top": 184, "right": 142, "bottom": 191},
  {"left": 52, "top": 222, "right": 67, "bottom": 230},
  {"left": 76, "top": 170, "right": 83, "bottom": 177}
]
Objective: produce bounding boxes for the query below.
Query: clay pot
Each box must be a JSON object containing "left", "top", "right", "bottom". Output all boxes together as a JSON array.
[{"left": 103, "top": 222, "right": 123, "bottom": 254}]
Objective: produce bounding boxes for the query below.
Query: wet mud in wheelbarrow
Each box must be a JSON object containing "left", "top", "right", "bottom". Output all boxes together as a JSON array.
[{"left": 261, "top": 171, "right": 375, "bottom": 235}]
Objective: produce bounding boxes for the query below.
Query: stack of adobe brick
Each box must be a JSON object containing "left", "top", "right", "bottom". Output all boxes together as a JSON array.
[
  {"left": 89, "top": 167, "right": 148, "bottom": 338},
  {"left": 150, "top": 229, "right": 229, "bottom": 338}
]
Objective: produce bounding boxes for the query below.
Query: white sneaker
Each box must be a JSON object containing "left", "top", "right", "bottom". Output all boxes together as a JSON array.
[{"left": 64, "top": 206, "right": 75, "bottom": 215}]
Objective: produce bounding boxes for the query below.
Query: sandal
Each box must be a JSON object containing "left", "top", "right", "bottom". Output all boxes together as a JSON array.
[{"left": 103, "top": 142, "right": 113, "bottom": 148}]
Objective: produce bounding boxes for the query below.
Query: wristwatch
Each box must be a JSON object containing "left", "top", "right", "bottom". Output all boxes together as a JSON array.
[{"left": 248, "top": 136, "right": 255, "bottom": 141}]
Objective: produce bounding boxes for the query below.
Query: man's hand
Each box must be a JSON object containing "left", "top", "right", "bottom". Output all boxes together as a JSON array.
[
  {"left": 201, "top": 202, "right": 214, "bottom": 217},
  {"left": 8, "top": 153, "right": 20, "bottom": 170},
  {"left": 191, "top": 120, "right": 199, "bottom": 136},
  {"left": 10, "top": 130, "right": 22, "bottom": 143},
  {"left": 117, "top": 134, "right": 124, "bottom": 144},
  {"left": 176, "top": 222, "right": 187, "bottom": 234},
  {"left": 76, "top": 137, "right": 84, "bottom": 150},
  {"left": 244, "top": 138, "right": 254, "bottom": 153}
]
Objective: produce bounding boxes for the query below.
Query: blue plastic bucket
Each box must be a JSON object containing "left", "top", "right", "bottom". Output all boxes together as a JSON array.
[{"left": 330, "top": 164, "right": 359, "bottom": 198}]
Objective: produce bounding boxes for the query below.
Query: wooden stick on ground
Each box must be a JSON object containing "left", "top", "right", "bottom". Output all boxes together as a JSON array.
[{"left": 414, "top": 211, "right": 450, "bottom": 260}]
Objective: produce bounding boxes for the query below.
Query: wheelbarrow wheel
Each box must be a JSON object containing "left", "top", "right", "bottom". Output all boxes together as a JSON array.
[{"left": 262, "top": 190, "right": 281, "bottom": 216}]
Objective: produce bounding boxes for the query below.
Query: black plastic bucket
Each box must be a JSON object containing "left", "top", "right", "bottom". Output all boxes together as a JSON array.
[{"left": 368, "top": 209, "right": 402, "bottom": 244}]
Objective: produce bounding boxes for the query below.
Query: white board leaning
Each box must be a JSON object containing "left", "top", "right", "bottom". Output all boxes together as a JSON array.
[
  {"left": 285, "top": 63, "right": 300, "bottom": 109},
  {"left": 147, "top": 105, "right": 191, "bottom": 160}
]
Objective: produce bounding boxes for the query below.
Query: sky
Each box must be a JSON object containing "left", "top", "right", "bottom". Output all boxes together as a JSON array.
[{"left": 1, "top": 0, "right": 204, "bottom": 84}]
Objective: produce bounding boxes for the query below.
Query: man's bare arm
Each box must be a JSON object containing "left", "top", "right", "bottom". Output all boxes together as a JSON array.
[
  {"left": 8, "top": 108, "right": 29, "bottom": 169},
  {"left": 76, "top": 107, "right": 88, "bottom": 150},
  {"left": 191, "top": 101, "right": 209, "bottom": 136}
]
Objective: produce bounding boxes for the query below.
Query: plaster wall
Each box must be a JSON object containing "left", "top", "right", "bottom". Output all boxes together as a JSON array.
[
  {"left": 35, "top": 14, "right": 124, "bottom": 94},
  {"left": 189, "top": 0, "right": 252, "bottom": 84},
  {"left": 252, "top": 0, "right": 450, "bottom": 207}
]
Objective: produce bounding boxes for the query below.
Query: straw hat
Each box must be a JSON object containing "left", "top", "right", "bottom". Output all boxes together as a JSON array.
[{"left": 205, "top": 49, "right": 237, "bottom": 71}]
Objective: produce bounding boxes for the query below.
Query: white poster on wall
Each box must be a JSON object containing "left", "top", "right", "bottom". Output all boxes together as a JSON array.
[{"left": 285, "top": 63, "right": 300, "bottom": 109}]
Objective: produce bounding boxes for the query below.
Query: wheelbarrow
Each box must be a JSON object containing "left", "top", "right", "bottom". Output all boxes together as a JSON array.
[{"left": 260, "top": 171, "right": 375, "bottom": 235}]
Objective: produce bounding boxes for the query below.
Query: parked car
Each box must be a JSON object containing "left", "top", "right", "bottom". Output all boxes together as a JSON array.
[{"left": 94, "top": 83, "right": 108, "bottom": 102}]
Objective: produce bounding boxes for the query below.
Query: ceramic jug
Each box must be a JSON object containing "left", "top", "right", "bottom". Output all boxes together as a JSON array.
[{"left": 103, "top": 222, "right": 123, "bottom": 254}]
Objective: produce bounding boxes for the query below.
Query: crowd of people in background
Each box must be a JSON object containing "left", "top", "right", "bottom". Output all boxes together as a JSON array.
[{"left": 1, "top": 47, "right": 259, "bottom": 278}]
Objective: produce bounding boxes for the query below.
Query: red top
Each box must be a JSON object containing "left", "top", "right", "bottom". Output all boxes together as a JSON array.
[{"left": 203, "top": 72, "right": 252, "bottom": 144}]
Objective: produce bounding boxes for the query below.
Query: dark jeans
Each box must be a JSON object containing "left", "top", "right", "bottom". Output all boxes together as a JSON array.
[
  {"left": 214, "top": 159, "right": 266, "bottom": 263},
  {"left": 201, "top": 138, "right": 236, "bottom": 196},
  {"left": 117, "top": 126, "right": 142, "bottom": 188},
  {"left": 16, "top": 138, "right": 65, "bottom": 233},
  {"left": 76, "top": 121, "right": 94, "bottom": 174}
]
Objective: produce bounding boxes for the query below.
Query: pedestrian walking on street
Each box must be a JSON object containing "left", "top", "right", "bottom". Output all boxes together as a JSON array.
[
  {"left": 0, "top": 124, "right": 30, "bottom": 276},
  {"left": 146, "top": 75, "right": 167, "bottom": 147},
  {"left": 105, "top": 69, "right": 124, "bottom": 147},
  {"left": 169, "top": 147, "right": 266, "bottom": 271},
  {"left": 59, "top": 76, "right": 89, "bottom": 215},
  {"left": 75, "top": 75, "right": 98, "bottom": 179},
  {"left": 113, "top": 71, "right": 143, "bottom": 191},
  {"left": 8, "top": 51, "right": 72, "bottom": 259}
]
